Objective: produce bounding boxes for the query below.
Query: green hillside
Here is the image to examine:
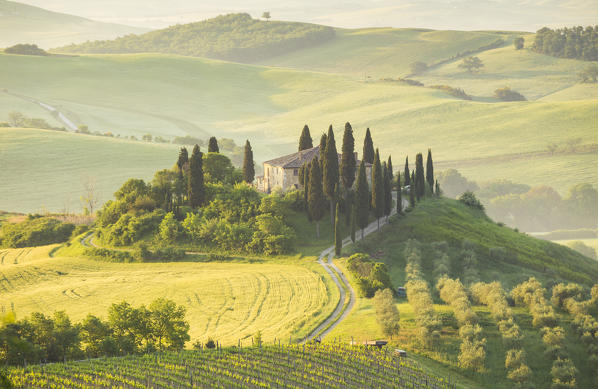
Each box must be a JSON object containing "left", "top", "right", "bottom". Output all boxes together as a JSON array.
[
  {"left": 327, "top": 197, "right": 598, "bottom": 388},
  {"left": 0, "top": 0, "right": 147, "bottom": 49},
  {"left": 57, "top": 13, "right": 335, "bottom": 62},
  {"left": 0, "top": 128, "right": 178, "bottom": 213}
]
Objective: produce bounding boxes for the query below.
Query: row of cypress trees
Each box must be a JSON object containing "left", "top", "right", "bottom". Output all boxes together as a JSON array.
[
  {"left": 299, "top": 124, "right": 437, "bottom": 254},
  {"left": 175, "top": 137, "right": 255, "bottom": 209}
]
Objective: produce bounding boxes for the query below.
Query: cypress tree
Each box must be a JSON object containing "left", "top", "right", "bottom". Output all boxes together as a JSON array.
[
  {"left": 308, "top": 157, "right": 326, "bottom": 238},
  {"left": 303, "top": 162, "right": 312, "bottom": 221},
  {"left": 243, "top": 140, "right": 255, "bottom": 183},
  {"left": 341, "top": 122, "right": 356, "bottom": 190},
  {"left": 404, "top": 157, "right": 411, "bottom": 186},
  {"left": 411, "top": 170, "right": 416, "bottom": 201},
  {"left": 396, "top": 172, "right": 403, "bottom": 214},
  {"left": 409, "top": 178, "right": 415, "bottom": 208},
  {"left": 319, "top": 133, "right": 327, "bottom": 154},
  {"left": 371, "top": 149, "right": 384, "bottom": 230},
  {"left": 188, "top": 145, "right": 204, "bottom": 208},
  {"left": 383, "top": 163, "right": 392, "bottom": 221},
  {"left": 435, "top": 179, "right": 441, "bottom": 196},
  {"left": 355, "top": 160, "right": 370, "bottom": 239},
  {"left": 362, "top": 128, "right": 375, "bottom": 164},
  {"left": 298, "top": 125, "right": 313, "bottom": 151},
  {"left": 387, "top": 155, "right": 393, "bottom": 182},
  {"left": 177, "top": 147, "right": 189, "bottom": 171},
  {"left": 323, "top": 125, "right": 339, "bottom": 224},
  {"left": 208, "top": 137, "right": 219, "bottom": 153},
  {"left": 350, "top": 205, "right": 356, "bottom": 243},
  {"left": 334, "top": 203, "right": 342, "bottom": 256},
  {"left": 426, "top": 149, "right": 434, "bottom": 192},
  {"left": 345, "top": 190, "right": 353, "bottom": 227},
  {"left": 415, "top": 153, "right": 425, "bottom": 200}
]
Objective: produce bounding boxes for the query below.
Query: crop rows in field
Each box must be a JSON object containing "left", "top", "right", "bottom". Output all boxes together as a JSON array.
[{"left": 9, "top": 343, "right": 454, "bottom": 389}]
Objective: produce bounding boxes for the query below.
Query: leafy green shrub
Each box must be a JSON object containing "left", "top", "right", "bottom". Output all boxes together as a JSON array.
[
  {"left": 459, "top": 191, "right": 484, "bottom": 210},
  {"left": 430, "top": 85, "right": 472, "bottom": 100},
  {"left": 373, "top": 289, "right": 400, "bottom": 338},
  {"left": 346, "top": 253, "right": 392, "bottom": 297},
  {"left": 100, "top": 210, "right": 165, "bottom": 246},
  {"left": 0, "top": 217, "right": 75, "bottom": 248},
  {"left": 84, "top": 247, "right": 136, "bottom": 262},
  {"left": 494, "top": 87, "right": 526, "bottom": 101},
  {"left": 4, "top": 44, "right": 47, "bottom": 56}
]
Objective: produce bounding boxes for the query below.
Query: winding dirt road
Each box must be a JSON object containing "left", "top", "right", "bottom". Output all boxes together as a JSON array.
[{"left": 305, "top": 194, "right": 405, "bottom": 341}]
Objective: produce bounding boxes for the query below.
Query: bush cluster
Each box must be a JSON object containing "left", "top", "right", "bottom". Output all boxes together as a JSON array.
[
  {"left": 0, "top": 299, "right": 189, "bottom": 366},
  {"left": 404, "top": 240, "right": 442, "bottom": 348},
  {"left": 471, "top": 282, "right": 531, "bottom": 385},
  {"left": 430, "top": 85, "right": 472, "bottom": 100},
  {"left": 346, "top": 253, "right": 392, "bottom": 297},
  {"left": 0, "top": 216, "right": 75, "bottom": 248},
  {"left": 494, "top": 87, "right": 526, "bottom": 102},
  {"left": 373, "top": 289, "right": 400, "bottom": 338},
  {"left": 97, "top": 175, "right": 296, "bottom": 255},
  {"left": 436, "top": 277, "right": 486, "bottom": 372},
  {"left": 553, "top": 283, "right": 598, "bottom": 384},
  {"left": 532, "top": 26, "right": 598, "bottom": 61},
  {"left": 512, "top": 278, "right": 577, "bottom": 388},
  {"left": 431, "top": 242, "right": 451, "bottom": 282}
]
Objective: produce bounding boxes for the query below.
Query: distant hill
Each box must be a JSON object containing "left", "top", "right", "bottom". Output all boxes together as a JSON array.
[
  {"left": 57, "top": 13, "right": 336, "bottom": 62},
  {"left": 0, "top": 0, "right": 147, "bottom": 49}
]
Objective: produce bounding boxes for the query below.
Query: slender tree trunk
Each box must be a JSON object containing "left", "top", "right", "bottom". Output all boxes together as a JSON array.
[{"left": 330, "top": 200, "right": 334, "bottom": 226}]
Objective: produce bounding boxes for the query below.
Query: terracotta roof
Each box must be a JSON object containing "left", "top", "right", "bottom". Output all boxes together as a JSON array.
[{"left": 263, "top": 145, "right": 372, "bottom": 169}]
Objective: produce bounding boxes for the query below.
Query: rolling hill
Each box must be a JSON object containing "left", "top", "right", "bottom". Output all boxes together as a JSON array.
[
  {"left": 328, "top": 197, "right": 598, "bottom": 388},
  {"left": 0, "top": 0, "right": 147, "bottom": 49},
  {"left": 1, "top": 44, "right": 597, "bottom": 213}
]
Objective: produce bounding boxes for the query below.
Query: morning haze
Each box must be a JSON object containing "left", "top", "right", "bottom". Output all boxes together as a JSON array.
[{"left": 0, "top": 1, "right": 597, "bottom": 388}]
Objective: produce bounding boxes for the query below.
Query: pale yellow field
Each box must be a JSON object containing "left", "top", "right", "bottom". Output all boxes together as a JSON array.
[{"left": 0, "top": 245, "right": 338, "bottom": 345}]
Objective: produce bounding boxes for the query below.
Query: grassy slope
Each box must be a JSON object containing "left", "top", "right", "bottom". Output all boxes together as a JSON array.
[
  {"left": 0, "top": 0, "right": 147, "bottom": 49},
  {"left": 258, "top": 28, "right": 513, "bottom": 78},
  {"left": 0, "top": 128, "right": 178, "bottom": 213},
  {"left": 0, "top": 241, "right": 338, "bottom": 345},
  {"left": 415, "top": 39, "right": 598, "bottom": 101},
  {"left": 327, "top": 197, "right": 597, "bottom": 388}
]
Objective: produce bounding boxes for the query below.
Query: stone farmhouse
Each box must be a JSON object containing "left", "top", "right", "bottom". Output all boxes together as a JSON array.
[{"left": 256, "top": 145, "right": 372, "bottom": 193}]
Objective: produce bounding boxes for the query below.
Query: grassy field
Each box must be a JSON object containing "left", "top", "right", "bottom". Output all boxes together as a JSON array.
[
  {"left": 0, "top": 241, "right": 338, "bottom": 345},
  {"left": 0, "top": 128, "right": 179, "bottom": 213}
]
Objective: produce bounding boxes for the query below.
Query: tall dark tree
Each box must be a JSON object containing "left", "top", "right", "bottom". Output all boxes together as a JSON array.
[
  {"left": 435, "top": 180, "right": 441, "bottom": 196},
  {"left": 308, "top": 157, "right": 326, "bottom": 238},
  {"left": 426, "top": 148, "right": 434, "bottom": 192},
  {"left": 323, "top": 125, "right": 339, "bottom": 224},
  {"left": 208, "top": 137, "right": 219, "bottom": 153},
  {"left": 350, "top": 205, "right": 356, "bottom": 243},
  {"left": 396, "top": 172, "right": 403, "bottom": 214},
  {"left": 371, "top": 149, "right": 385, "bottom": 229},
  {"left": 298, "top": 124, "right": 313, "bottom": 151},
  {"left": 411, "top": 170, "right": 416, "bottom": 200},
  {"left": 387, "top": 156, "right": 393, "bottom": 182},
  {"left": 362, "top": 128, "right": 375, "bottom": 164},
  {"left": 415, "top": 153, "right": 425, "bottom": 200},
  {"left": 334, "top": 203, "right": 342, "bottom": 256},
  {"left": 243, "top": 140, "right": 255, "bottom": 183},
  {"left": 404, "top": 157, "right": 411, "bottom": 186},
  {"left": 383, "top": 163, "right": 392, "bottom": 221},
  {"left": 341, "top": 122, "right": 356, "bottom": 190},
  {"left": 319, "top": 133, "right": 327, "bottom": 154},
  {"left": 409, "top": 178, "right": 415, "bottom": 208},
  {"left": 188, "top": 145, "right": 204, "bottom": 208},
  {"left": 303, "top": 162, "right": 312, "bottom": 221},
  {"left": 355, "top": 160, "right": 370, "bottom": 238},
  {"left": 176, "top": 147, "right": 188, "bottom": 171}
]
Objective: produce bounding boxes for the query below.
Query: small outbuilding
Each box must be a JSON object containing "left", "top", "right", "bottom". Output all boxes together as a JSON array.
[{"left": 396, "top": 286, "right": 407, "bottom": 298}]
